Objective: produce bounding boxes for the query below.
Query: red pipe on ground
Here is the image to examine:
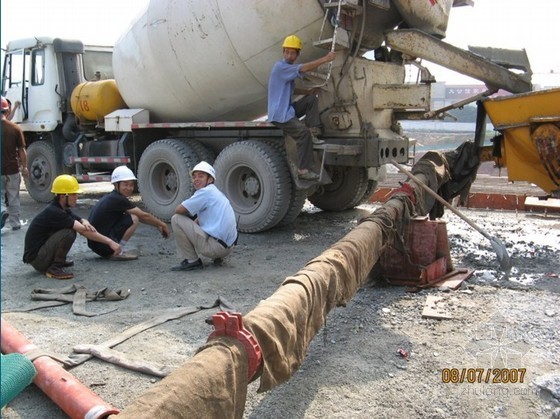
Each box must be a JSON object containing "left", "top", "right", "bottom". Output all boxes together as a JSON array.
[{"left": 1, "top": 318, "right": 119, "bottom": 419}]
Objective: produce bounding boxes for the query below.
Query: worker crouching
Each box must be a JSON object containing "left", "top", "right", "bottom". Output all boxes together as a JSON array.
[
  {"left": 170, "top": 162, "right": 237, "bottom": 271},
  {"left": 23, "top": 175, "right": 121, "bottom": 280}
]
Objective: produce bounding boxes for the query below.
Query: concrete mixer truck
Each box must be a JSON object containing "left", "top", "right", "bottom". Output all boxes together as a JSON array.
[{"left": 1, "top": 0, "right": 532, "bottom": 232}]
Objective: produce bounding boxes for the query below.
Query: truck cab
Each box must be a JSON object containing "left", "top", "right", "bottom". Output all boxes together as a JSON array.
[{"left": 2, "top": 37, "right": 113, "bottom": 201}]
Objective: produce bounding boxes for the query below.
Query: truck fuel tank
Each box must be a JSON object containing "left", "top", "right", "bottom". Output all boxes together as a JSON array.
[{"left": 70, "top": 79, "right": 127, "bottom": 124}]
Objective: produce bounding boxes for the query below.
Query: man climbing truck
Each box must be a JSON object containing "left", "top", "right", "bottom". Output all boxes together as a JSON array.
[{"left": 2, "top": 0, "right": 532, "bottom": 233}]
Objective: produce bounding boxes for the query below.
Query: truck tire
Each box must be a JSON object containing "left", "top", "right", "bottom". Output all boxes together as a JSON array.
[
  {"left": 358, "top": 180, "right": 378, "bottom": 205},
  {"left": 181, "top": 139, "right": 216, "bottom": 164},
  {"left": 137, "top": 139, "right": 198, "bottom": 221},
  {"left": 262, "top": 139, "right": 307, "bottom": 227},
  {"left": 308, "top": 165, "right": 369, "bottom": 211},
  {"left": 214, "top": 140, "right": 291, "bottom": 233},
  {"left": 24, "top": 141, "right": 57, "bottom": 203}
]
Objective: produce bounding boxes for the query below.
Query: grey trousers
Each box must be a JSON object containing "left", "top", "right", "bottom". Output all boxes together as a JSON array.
[
  {"left": 272, "top": 117, "right": 315, "bottom": 171},
  {"left": 171, "top": 214, "right": 233, "bottom": 262},
  {"left": 2, "top": 173, "right": 22, "bottom": 228},
  {"left": 272, "top": 95, "right": 320, "bottom": 171},
  {"left": 30, "top": 229, "right": 77, "bottom": 273}
]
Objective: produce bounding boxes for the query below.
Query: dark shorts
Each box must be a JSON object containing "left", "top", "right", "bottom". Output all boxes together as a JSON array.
[{"left": 88, "top": 214, "right": 133, "bottom": 257}]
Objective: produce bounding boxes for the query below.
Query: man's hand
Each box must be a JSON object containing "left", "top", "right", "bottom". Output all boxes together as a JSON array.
[
  {"left": 109, "top": 241, "right": 122, "bottom": 256},
  {"left": 300, "top": 50, "right": 336, "bottom": 73},
  {"left": 325, "top": 50, "right": 336, "bottom": 63},
  {"left": 80, "top": 219, "right": 97, "bottom": 232},
  {"left": 159, "top": 224, "right": 170, "bottom": 239},
  {"left": 20, "top": 167, "right": 29, "bottom": 177}
]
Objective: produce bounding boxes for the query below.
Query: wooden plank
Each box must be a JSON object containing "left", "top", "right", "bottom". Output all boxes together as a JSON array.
[
  {"left": 422, "top": 295, "right": 453, "bottom": 320},
  {"left": 524, "top": 196, "right": 560, "bottom": 211},
  {"left": 435, "top": 269, "right": 474, "bottom": 290}
]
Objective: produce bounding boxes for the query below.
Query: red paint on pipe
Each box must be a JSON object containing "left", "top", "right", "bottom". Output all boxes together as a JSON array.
[{"left": 1, "top": 318, "right": 119, "bottom": 419}]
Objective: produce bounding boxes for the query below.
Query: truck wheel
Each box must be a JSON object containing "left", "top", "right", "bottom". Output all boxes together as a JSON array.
[
  {"left": 358, "top": 180, "right": 378, "bottom": 205},
  {"left": 308, "top": 165, "right": 369, "bottom": 211},
  {"left": 181, "top": 139, "right": 216, "bottom": 164},
  {"left": 137, "top": 139, "right": 198, "bottom": 221},
  {"left": 24, "top": 141, "right": 57, "bottom": 202},
  {"left": 214, "top": 140, "right": 291, "bottom": 233},
  {"left": 262, "top": 139, "right": 307, "bottom": 227}
]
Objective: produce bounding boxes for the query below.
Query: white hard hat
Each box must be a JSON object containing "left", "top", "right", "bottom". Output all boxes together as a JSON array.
[
  {"left": 191, "top": 161, "right": 216, "bottom": 179},
  {"left": 111, "top": 166, "right": 137, "bottom": 183}
]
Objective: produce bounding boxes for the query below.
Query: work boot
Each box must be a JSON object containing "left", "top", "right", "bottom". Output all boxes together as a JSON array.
[
  {"left": 171, "top": 258, "right": 203, "bottom": 271},
  {"left": 46, "top": 265, "right": 74, "bottom": 280}
]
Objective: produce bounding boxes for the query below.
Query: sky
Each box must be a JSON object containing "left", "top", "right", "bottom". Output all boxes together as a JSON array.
[{"left": 1, "top": 0, "right": 559, "bottom": 87}]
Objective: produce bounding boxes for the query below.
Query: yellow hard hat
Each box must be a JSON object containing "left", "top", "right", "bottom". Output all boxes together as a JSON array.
[
  {"left": 51, "top": 175, "right": 82, "bottom": 194},
  {"left": 282, "top": 35, "right": 302, "bottom": 50}
]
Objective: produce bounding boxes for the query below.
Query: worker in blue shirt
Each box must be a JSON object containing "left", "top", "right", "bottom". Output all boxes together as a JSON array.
[{"left": 267, "top": 35, "right": 335, "bottom": 180}]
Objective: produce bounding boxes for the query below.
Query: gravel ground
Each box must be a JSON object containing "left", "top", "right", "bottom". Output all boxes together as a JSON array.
[{"left": 1, "top": 180, "right": 559, "bottom": 419}]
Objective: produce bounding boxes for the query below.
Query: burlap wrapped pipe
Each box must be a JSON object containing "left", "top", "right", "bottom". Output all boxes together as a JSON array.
[
  {"left": 112, "top": 147, "right": 478, "bottom": 417},
  {"left": 244, "top": 219, "right": 385, "bottom": 391},
  {"left": 111, "top": 337, "right": 249, "bottom": 419}
]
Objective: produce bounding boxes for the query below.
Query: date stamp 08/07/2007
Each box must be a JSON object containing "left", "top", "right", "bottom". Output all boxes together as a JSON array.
[{"left": 441, "top": 368, "right": 526, "bottom": 384}]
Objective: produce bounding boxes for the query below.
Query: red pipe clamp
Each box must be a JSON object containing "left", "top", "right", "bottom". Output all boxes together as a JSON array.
[{"left": 208, "top": 311, "right": 262, "bottom": 380}]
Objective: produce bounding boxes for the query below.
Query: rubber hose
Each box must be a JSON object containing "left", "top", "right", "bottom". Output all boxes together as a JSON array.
[{"left": 1, "top": 353, "right": 37, "bottom": 408}]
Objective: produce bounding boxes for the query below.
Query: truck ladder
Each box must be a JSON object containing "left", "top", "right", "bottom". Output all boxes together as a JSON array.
[
  {"left": 314, "top": 0, "right": 363, "bottom": 51},
  {"left": 70, "top": 156, "right": 131, "bottom": 182}
]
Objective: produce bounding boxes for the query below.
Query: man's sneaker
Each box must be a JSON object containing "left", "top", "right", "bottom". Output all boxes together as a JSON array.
[
  {"left": 63, "top": 259, "right": 74, "bottom": 267},
  {"left": 1, "top": 211, "right": 8, "bottom": 228},
  {"left": 309, "top": 126, "right": 323, "bottom": 137},
  {"left": 311, "top": 136, "right": 325, "bottom": 145},
  {"left": 298, "top": 170, "right": 320, "bottom": 181},
  {"left": 109, "top": 252, "right": 138, "bottom": 261},
  {"left": 46, "top": 265, "right": 74, "bottom": 280},
  {"left": 171, "top": 258, "right": 203, "bottom": 271}
]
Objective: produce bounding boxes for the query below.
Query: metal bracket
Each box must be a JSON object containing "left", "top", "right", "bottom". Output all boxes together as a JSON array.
[{"left": 208, "top": 311, "right": 262, "bottom": 381}]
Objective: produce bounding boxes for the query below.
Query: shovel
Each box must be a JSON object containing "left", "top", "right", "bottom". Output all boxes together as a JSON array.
[{"left": 390, "top": 160, "right": 512, "bottom": 274}]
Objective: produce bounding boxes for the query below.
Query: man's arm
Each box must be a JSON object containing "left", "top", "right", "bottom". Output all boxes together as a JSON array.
[
  {"left": 128, "top": 207, "right": 170, "bottom": 238},
  {"left": 18, "top": 147, "right": 28, "bottom": 177},
  {"left": 8, "top": 101, "right": 20, "bottom": 121},
  {"left": 299, "top": 51, "right": 336, "bottom": 73},
  {"left": 174, "top": 203, "right": 198, "bottom": 221},
  {"left": 16, "top": 126, "right": 28, "bottom": 177},
  {"left": 73, "top": 220, "right": 121, "bottom": 255}
]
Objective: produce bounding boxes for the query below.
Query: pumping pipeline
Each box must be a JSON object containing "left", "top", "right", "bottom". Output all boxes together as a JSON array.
[{"left": 112, "top": 144, "right": 480, "bottom": 419}]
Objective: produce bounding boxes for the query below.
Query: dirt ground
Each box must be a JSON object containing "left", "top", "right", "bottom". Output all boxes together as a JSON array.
[{"left": 1, "top": 173, "right": 560, "bottom": 419}]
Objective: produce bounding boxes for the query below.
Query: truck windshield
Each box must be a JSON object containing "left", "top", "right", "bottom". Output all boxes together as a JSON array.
[{"left": 83, "top": 47, "right": 113, "bottom": 81}]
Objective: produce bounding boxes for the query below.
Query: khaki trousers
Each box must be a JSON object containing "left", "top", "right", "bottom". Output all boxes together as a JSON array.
[{"left": 171, "top": 214, "right": 233, "bottom": 262}]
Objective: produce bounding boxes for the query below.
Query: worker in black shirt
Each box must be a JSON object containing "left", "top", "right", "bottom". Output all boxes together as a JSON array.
[{"left": 23, "top": 175, "right": 121, "bottom": 279}]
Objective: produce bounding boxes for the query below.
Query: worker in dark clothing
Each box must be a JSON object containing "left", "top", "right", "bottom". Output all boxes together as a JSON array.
[
  {"left": 23, "top": 175, "right": 122, "bottom": 279},
  {"left": 1, "top": 96, "right": 28, "bottom": 230},
  {"left": 267, "top": 35, "right": 335, "bottom": 180},
  {"left": 87, "top": 166, "right": 170, "bottom": 260}
]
